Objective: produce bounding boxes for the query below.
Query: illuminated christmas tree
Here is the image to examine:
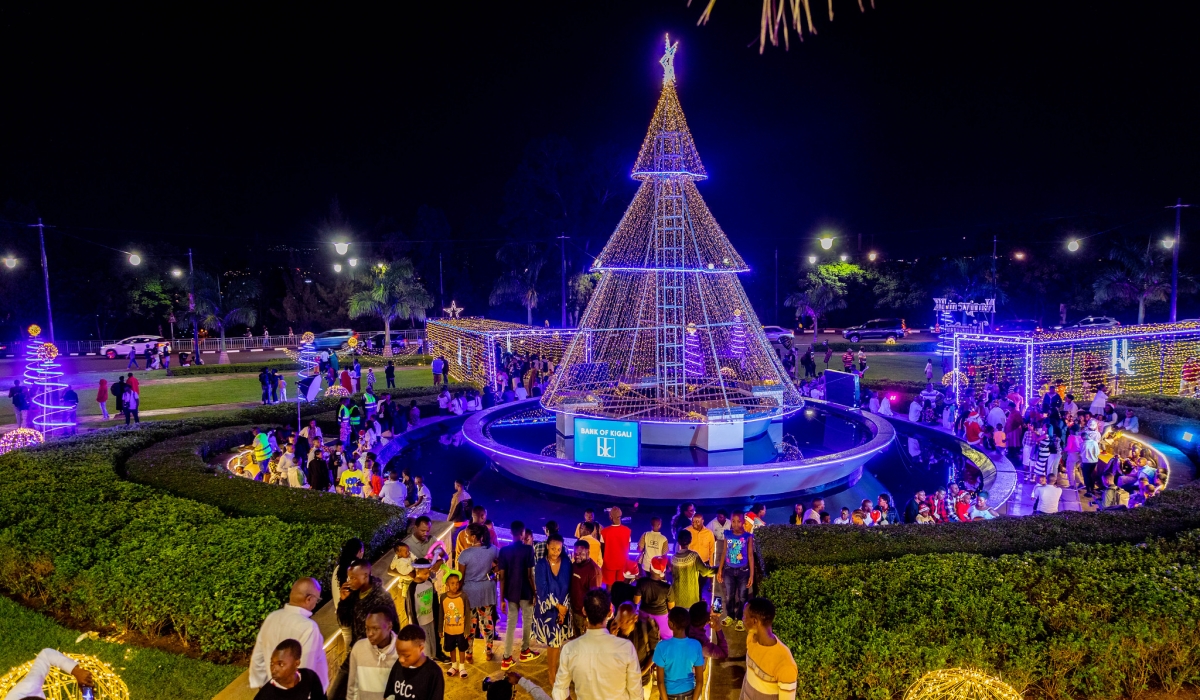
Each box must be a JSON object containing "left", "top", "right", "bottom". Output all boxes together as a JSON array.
[{"left": 541, "top": 37, "right": 801, "bottom": 422}]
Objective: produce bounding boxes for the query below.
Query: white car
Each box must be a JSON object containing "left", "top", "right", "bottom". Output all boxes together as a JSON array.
[
  {"left": 101, "top": 335, "right": 166, "bottom": 359},
  {"left": 763, "top": 325, "right": 795, "bottom": 343},
  {"left": 1071, "top": 316, "right": 1121, "bottom": 329}
]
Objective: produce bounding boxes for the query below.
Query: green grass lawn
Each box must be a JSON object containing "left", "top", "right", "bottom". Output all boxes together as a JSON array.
[
  {"left": 856, "top": 351, "right": 943, "bottom": 384},
  {"left": 75, "top": 367, "right": 433, "bottom": 416},
  {"left": 0, "top": 595, "right": 240, "bottom": 700}
]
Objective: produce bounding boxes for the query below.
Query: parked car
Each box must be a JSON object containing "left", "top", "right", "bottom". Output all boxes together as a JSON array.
[
  {"left": 0, "top": 339, "right": 10, "bottom": 359},
  {"left": 842, "top": 318, "right": 907, "bottom": 343},
  {"left": 1071, "top": 316, "right": 1120, "bottom": 329},
  {"left": 365, "top": 332, "right": 410, "bottom": 353},
  {"left": 312, "top": 328, "right": 355, "bottom": 349},
  {"left": 100, "top": 335, "right": 166, "bottom": 359},
  {"left": 762, "top": 325, "right": 795, "bottom": 344},
  {"left": 994, "top": 319, "right": 1043, "bottom": 334}
]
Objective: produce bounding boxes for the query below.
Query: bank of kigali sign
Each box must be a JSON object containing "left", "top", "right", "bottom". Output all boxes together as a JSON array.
[{"left": 574, "top": 418, "right": 640, "bottom": 468}]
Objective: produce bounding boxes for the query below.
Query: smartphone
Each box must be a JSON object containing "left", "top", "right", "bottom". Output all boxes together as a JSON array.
[{"left": 712, "top": 597, "right": 723, "bottom": 614}]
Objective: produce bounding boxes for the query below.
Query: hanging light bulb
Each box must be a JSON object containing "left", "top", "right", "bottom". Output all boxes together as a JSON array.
[
  {"left": 128, "top": 253, "right": 142, "bottom": 266},
  {"left": 334, "top": 242, "right": 350, "bottom": 255}
]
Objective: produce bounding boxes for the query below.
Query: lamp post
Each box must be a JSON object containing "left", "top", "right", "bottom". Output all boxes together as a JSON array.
[
  {"left": 1167, "top": 198, "right": 1191, "bottom": 323},
  {"left": 28, "top": 218, "right": 55, "bottom": 342}
]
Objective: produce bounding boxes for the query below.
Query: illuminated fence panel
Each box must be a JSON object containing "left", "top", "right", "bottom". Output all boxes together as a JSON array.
[
  {"left": 953, "top": 323, "right": 1200, "bottom": 405},
  {"left": 426, "top": 319, "right": 575, "bottom": 388}
]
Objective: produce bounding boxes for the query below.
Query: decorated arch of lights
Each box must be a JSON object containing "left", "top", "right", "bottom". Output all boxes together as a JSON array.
[{"left": 951, "top": 322, "right": 1200, "bottom": 405}]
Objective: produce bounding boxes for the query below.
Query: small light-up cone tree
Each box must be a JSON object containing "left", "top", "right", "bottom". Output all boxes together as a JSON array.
[
  {"left": 541, "top": 36, "right": 800, "bottom": 422},
  {"left": 349, "top": 259, "right": 433, "bottom": 357}
]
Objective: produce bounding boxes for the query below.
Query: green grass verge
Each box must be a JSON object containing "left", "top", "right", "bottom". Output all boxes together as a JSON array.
[{"left": 0, "top": 595, "right": 240, "bottom": 700}]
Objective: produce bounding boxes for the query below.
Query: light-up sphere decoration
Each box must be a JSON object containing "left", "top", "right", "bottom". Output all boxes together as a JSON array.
[
  {"left": 301, "top": 331, "right": 315, "bottom": 345},
  {"left": 27, "top": 324, "right": 41, "bottom": 338},
  {"left": 29, "top": 341, "right": 73, "bottom": 436},
  {"left": 347, "top": 336, "right": 359, "bottom": 348},
  {"left": 886, "top": 337, "right": 897, "bottom": 345},
  {"left": 0, "top": 428, "right": 45, "bottom": 454},
  {"left": 325, "top": 385, "right": 351, "bottom": 398},
  {"left": 942, "top": 370, "right": 968, "bottom": 388},
  {"left": 902, "top": 669, "right": 1021, "bottom": 700},
  {"left": 0, "top": 653, "right": 129, "bottom": 700}
]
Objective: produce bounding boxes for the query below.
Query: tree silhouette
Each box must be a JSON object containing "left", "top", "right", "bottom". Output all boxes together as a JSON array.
[
  {"left": 348, "top": 259, "right": 432, "bottom": 356},
  {"left": 193, "top": 271, "right": 259, "bottom": 363},
  {"left": 1093, "top": 241, "right": 1172, "bottom": 324}
]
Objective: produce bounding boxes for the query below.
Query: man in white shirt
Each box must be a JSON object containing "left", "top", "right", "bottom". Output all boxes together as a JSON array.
[
  {"left": 1031, "top": 475, "right": 1063, "bottom": 514},
  {"left": 249, "top": 577, "right": 329, "bottom": 691},
  {"left": 907, "top": 398, "right": 923, "bottom": 422},
  {"left": 3, "top": 648, "right": 93, "bottom": 700},
  {"left": 347, "top": 609, "right": 398, "bottom": 700},
  {"left": 802, "top": 498, "right": 824, "bottom": 524},
  {"left": 707, "top": 510, "right": 732, "bottom": 543},
  {"left": 552, "top": 589, "right": 641, "bottom": 700},
  {"left": 378, "top": 470, "right": 406, "bottom": 506}
]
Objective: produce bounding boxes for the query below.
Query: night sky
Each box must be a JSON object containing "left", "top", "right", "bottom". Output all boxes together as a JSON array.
[{"left": 2, "top": 1, "right": 1198, "bottom": 327}]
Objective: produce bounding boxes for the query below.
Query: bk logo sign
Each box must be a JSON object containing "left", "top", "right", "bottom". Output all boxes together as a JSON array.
[{"left": 597, "top": 436, "right": 617, "bottom": 458}]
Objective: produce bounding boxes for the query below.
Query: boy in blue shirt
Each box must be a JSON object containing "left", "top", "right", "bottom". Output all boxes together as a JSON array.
[{"left": 653, "top": 607, "right": 706, "bottom": 700}]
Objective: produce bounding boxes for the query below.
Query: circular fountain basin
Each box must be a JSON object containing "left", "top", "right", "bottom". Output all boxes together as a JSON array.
[{"left": 463, "top": 399, "right": 895, "bottom": 502}]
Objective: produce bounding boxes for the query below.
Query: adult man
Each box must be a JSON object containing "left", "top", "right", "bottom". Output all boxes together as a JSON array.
[
  {"left": 706, "top": 510, "right": 731, "bottom": 544},
  {"left": 348, "top": 607, "right": 398, "bottom": 700},
  {"left": 670, "top": 529, "right": 714, "bottom": 612},
  {"left": 533, "top": 521, "right": 560, "bottom": 561},
  {"left": 613, "top": 601, "right": 660, "bottom": 697},
  {"left": 1117, "top": 408, "right": 1140, "bottom": 434},
  {"left": 3, "top": 648, "right": 94, "bottom": 699},
  {"left": 741, "top": 598, "right": 798, "bottom": 700},
  {"left": 552, "top": 589, "right": 642, "bottom": 700},
  {"left": 568, "top": 540, "right": 603, "bottom": 637},
  {"left": 497, "top": 521, "right": 540, "bottom": 670},
  {"left": 801, "top": 499, "right": 824, "bottom": 526},
  {"left": 378, "top": 471, "right": 406, "bottom": 506},
  {"left": 431, "top": 356, "right": 444, "bottom": 386},
  {"left": 259, "top": 366, "right": 271, "bottom": 405},
  {"left": 685, "top": 512, "right": 716, "bottom": 601},
  {"left": 127, "top": 345, "right": 139, "bottom": 369},
  {"left": 403, "top": 516, "right": 439, "bottom": 561},
  {"left": 600, "top": 506, "right": 632, "bottom": 587},
  {"left": 1031, "top": 475, "right": 1063, "bottom": 515},
  {"left": 252, "top": 427, "right": 273, "bottom": 481},
  {"left": 121, "top": 381, "right": 140, "bottom": 427},
  {"left": 333, "top": 560, "right": 399, "bottom": 700},
  {"left": 902, "top": 490, "right": 926, "bottom": 524},
  {"left": 249, "top": 578, "right": 329, "bottom": 691},
  {"left": 8, "top": 379, "right": 29, "bottom": 428},
  {"left": 716, "top": 512, "right": 755, "bottom": 631}
]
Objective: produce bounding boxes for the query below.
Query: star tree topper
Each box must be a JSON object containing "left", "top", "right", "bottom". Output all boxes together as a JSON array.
[
  {"left": 660, "top": 34, "right": 679, "bottom": 85},
  {"left": 444, "top": 300, "right": 463, "bottom": 319}
]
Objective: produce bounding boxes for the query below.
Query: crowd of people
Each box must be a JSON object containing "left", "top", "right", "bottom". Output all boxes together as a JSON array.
[{"left": 248, "top": 500, "right": 798, "bottom": 700}]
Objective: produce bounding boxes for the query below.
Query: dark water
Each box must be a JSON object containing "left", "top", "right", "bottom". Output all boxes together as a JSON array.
[{"left": 385, "top": 414, "right": 970, "bottom": 535}]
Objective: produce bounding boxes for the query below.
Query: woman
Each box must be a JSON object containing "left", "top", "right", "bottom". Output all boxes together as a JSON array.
[
  {"left": 96, "top": 379, "right": 110, "bottom": 420},
  {"left": 534, "top": 534, "right": 572, "bottom": 688},
  {"left": 787, "top": 503, "right": 804, "bottom": 525},
  {"left": 340, "top": 369, "right": 353, "bottom": 394},
  {"left": 877, "top": 494, "right": 899, "bottom": 526},
  {"left": 457, "top": 523, "right": 499, "bottom": 662},
  {"left": 332, "top": 537, "right": 366, "bottom": 615}
]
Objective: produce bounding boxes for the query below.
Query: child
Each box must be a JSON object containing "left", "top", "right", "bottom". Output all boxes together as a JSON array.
[
  {"left": 442, "top": 570, "right": 471, "bottom": 678},
  {"left": 254, "top": 639, "right": 327, "bottom": 699},
  {"left": 385, "top": 625, "right": 445, "bottom": 700},
  {"left": 742, "top": 598, "right": 798, "bottom": 700},
  {"left": 638, "top": 517, "right": 668, "bottom": 572},
  {"left": 390, "top": 542, "right": 414, "bottom": 626},
  {"left": 404, "top": 558, "right": 447, "bottom": 662},
  {"left": 653, "top": 607, "right": 707, "bottom": 700},
  {"left": 993, "top": 423, "right": 1007, "bottom": 453}
]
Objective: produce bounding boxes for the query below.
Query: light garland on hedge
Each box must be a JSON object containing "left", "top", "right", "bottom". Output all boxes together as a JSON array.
[
  {"left": 902, "top": 668, "right": 1021, "bottom": 700},
  {"left": 540, "top": 37, "right": 801, "bottom": 422},
  {"left": 0, "top": 427, "right": 44, "bottom": 454},
  {"left": 0, "top": 653, "right": 129, "bottom": 700}
]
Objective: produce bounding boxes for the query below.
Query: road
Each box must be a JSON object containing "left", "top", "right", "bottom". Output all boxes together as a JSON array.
[{"left": 0, "top": 349, "right": 292, "bottom": 388}]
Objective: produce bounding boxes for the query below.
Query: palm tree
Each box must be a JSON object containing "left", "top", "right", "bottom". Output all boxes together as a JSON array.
[
  {"left": 490, "top": 242, "right": 548, "bottom": 325},
  {"left": 348, "top": 259, "right": 433, "bottom": 356},
  {"left": 1093, "top": 241, "right": 1171, "bottom": 324},
  {"left": 193, "top": 272, "right": 260, "bottom": 364},
  {"left": 786, "top": 261, "right": 860, "bottom": 338}
]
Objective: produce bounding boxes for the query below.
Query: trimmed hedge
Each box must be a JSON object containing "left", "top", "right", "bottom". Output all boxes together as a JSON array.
[
  {"left": 124, "top": 425, "right": 406, "bottom": 557},
  {"left": 755, "top": 481, "right": 1200, "bottom": 571},
  {"left": 762, "top": 533, "right": 1200, "bottom": 700},
  {"left": 1117, "top": 393, "right": 1200, "bottom": 421},
  {"left": 0, "top": 402, "right": 365, "bottom": 659},
  {"left": 171, "top": 359, "right": 298, "bottom": 376}
]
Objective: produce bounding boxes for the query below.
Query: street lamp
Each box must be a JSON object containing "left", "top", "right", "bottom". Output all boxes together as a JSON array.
[
  {"left": 1163, "top": 237, "right": 1176, "bottom": 249},
  {"left": 334, "top": 242, "right": 350, "bottom": 255},
  {"left": 1067, "top": 239, "right": 1081, "bottom": 252},
  {"left": 867, "top": 251, "right": 878, "bottom": 262},
  {"left": 333, "top": 263, "right": 343, "bottom": 273},
  {"left": 2, "top": 256, "right": 15, "bottom": 269},
  {"left": 171, "top": 268, "right": 183, "bottom": 277},
  {"left": 1013, "top": 251, "right": 1026, "bottom": 261},
  {"left": 839, "top": 254, "right": 848, "bottom": 261},
  {"left": 348, "top": 258, "right": 358, "bottom": 267},
  {"left": 807, "top": 255, "right": 817, "bottom": 264},
  {"left": 128, "top": 253, "right": 142, "bottom": 266},
  {"left": 819, "top": 236, "right": 834, "bottom": 250}
]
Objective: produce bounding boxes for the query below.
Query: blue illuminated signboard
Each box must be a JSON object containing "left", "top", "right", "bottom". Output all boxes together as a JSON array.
[{"left": 573, "top": 418, "right": 640, "bottom": 468}]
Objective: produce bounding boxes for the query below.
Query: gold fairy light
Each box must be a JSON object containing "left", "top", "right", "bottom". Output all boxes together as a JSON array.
[
  {"left": 902, "top": 668, "right": 1021, "bottom": 700},
  {"left": 0, "top": 653, "right": 129, "bottom": 700},
  {"left": 301, "top": 331, "right": 315, "bottom": 344}
]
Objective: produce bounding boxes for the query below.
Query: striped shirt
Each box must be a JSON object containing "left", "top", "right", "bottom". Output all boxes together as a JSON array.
[{"left": 741, "top": 630, "right": 798, "bottom": 700}]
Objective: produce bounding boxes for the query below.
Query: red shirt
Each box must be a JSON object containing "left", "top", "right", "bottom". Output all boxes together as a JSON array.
[
  {"left": 569, "top": 559, "right": 603, "bottom": 612},
  {"left": 965, "top": 420, "right": 982, "bottom": 444},
  {"left": 600, "top": 525, "right": 631, "bottom": 571},
  {"left": 128, "top": 376, "right": 140, "bottom": 393}
]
